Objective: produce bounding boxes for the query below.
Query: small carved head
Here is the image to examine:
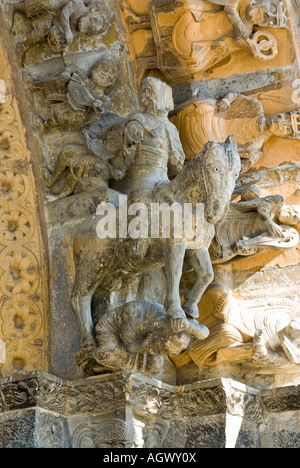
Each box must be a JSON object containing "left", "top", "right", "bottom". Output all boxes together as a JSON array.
[
  {"left": 248, "top": 0, "right": 289, "bottom": 29},
  {"left": 91, "top": 60, "right": 118, "bottom": 88},
  {"left": 202, "top": 136, "right": 241, "bottom": 224},
  {"left": 139, "top": 78, "right": 174, "bottom": 114},
  {"left": 278, "top": 205, "right": 300, "bottom": 227},
  {"left": 266, "top": 113, "right": 296, "bottom": 138},
  {"left": 78, "top": 11, "right": 108, "bottom": 35}
]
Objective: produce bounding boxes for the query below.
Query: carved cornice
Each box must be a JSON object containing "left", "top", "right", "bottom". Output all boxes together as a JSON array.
[
  {"left": 260, "top": 386, "right": 300, "bottom": 414},
  {"left": 0, "top": 371, "right": 268, "bottom": 425}
]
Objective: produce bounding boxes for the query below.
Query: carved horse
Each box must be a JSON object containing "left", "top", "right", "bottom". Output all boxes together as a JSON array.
[{"left": 71, "top": 137, "right": 241, "bottom": 352}]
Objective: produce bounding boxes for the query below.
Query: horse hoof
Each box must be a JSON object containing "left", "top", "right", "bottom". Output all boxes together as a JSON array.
[
  {"left": 166, "top": 305, "right": 186, "bottom": 320},
  {"left": 183, "top": 303, "right": 199, "bottom": 319}
]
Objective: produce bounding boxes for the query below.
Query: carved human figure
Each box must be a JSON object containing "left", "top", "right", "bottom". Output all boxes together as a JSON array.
[
  {"left": 210, "top": 186, "right": 300, "bottom": 263},
  {"left": 132, "top": 0, "right": 289, "bottom": 83},
  {"left": 76, "top": 301, "right": 209, "bottom": 375},
  {"left": 175, "top": 284, "right": 300, "bottom": 368},
  {"left": 119, "top": 77, "right": 186, "bottom": 263},
  {"left": 171, "top": 93, "right": 300, "bottom": 172},
  {"left": 207, "top": 0, "right": 288, "bottom": 39},
  {"left": 11, "top": 0, "right": 110, "bottom": 51},
  {"left": 123, "top": 77, "right": 185, "bottom": 205},
  {"left": 41, "top": 125, "right": 124, "bottom": 198},
  {"left": 61, "top": 60, "right": 118, "bottom": 113}
]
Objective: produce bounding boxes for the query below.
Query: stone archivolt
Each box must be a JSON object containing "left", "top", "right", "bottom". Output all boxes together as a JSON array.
[{"left": 0, "top": 40, "right": 48, "bottom": 377}]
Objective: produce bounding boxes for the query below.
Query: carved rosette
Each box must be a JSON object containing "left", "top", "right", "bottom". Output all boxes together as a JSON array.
[{"left": 0, "top": 37, "right": 48, "bottom": 376}]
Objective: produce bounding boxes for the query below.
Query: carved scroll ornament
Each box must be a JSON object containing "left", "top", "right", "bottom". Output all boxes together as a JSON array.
[{"left": 0, "top": 37, "right": 49, "bottom": 377}]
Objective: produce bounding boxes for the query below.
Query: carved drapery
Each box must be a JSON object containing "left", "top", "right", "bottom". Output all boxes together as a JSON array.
[{"left": 0, "top": 14, "right": 49, "bottom": 377}]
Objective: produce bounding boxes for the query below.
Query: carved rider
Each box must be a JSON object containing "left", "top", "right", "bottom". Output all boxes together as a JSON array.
[{"left": 123, "top": 77, "right": 186, "bottom": 205}]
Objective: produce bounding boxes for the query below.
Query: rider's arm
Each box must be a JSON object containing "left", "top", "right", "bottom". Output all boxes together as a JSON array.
[{"left": 123, "top": 120, "right": 144, "bottom": 166}]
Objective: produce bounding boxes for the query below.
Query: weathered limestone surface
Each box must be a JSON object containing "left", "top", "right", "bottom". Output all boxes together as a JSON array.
[
  {"left": 0, "top": 371, "right": 299, "bottom": 448},
  {"left": 0, "top": 0, "right": 299, "bottom": 449}
]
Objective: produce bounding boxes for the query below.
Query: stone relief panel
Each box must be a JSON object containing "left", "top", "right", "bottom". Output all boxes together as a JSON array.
[
  {"left": 117, "top": 0, "right": 296, "bottom": 86},
  {"left": 171, "top": 283, "right": 300, "bottom": 371}
]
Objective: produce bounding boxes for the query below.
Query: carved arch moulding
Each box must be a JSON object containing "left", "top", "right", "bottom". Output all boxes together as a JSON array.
[{"left": 0, "top": 13, "right": 50, "bottom": 377}]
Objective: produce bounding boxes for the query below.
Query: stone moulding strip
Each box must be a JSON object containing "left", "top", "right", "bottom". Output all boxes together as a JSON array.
[
  {"left": 0, "top": 371, "right": 273, "bottom": 424},
  {"left": 259, "top": 386, "right": 300, "bottom": 414},
  {"left": 1, "top": 371, "right": 299, "bottom": 422}
]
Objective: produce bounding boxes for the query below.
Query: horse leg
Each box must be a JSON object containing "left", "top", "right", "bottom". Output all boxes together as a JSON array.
[
  {"left": 164, "top": 242, "right": 186, "bottom": 319},
  {"left": 71, "top": 281, "right": 98, "bottom": 352},
  {"left": 71, "top": 250, "right": 114, "bottom": 351},
  {"left": 183, "top": 247, "right": 214, "bottom": 319},
  {"left": 124, "top": 273, "right": 142, "bottom": 303}
]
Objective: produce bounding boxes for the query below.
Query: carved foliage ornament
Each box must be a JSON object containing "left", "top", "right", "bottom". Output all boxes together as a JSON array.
[{"left": 0, "top": 40, "right": 48, "bottom": 377}]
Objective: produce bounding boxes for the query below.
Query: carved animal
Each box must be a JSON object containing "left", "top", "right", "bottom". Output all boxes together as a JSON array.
[{"left": 71, "top": 137, "right": 241, "bottom": 353}]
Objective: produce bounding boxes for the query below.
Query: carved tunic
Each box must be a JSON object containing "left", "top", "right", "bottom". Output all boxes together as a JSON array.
[
  {"left": 124, "top": 112, "right": 185, "bottom": 202},
  {"left": 171, "top": 94, "right": 265, "bottom": 163}
]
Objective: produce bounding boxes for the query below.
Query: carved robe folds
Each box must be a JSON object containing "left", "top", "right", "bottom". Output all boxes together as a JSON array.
[
  {"left": 170, "top": 94, "right": 265, "bottom": 162},
  {"left": 150, "top": 0, "right": 234, "bottom": 83}
]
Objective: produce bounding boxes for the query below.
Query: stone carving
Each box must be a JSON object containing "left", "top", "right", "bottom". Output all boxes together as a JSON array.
[
  {"left": 72, "top": 418, "right": 136, "bottom": 448},
  {"left": 71, "top": 415, "right": 169, "bottom": 448},
  {"left": 75, "top": 301, "right": 209, "bottom": 375},
  {"left": 253, "top": 318, "right": 300, "bottom": 367},
  {"left": 29, "top": 58, "right": 118, "bottom": 132},
  {"left": 28, "top": 80, "right": 86, "bottom": 132},
  {"left": 71, "top": 78, "right": 241, "bottom": 357},
  {"left": 178, "top": 284, "right": 300, "bottom": 368},
  {"left": 0, "top": 43, "right": 48, "bottom": 378},
  {"left": 122, "top": 77, "right": 185, "bottom": 205},
  {"left": 121, "top": 0, "right": 289, "bottom": 84},
  {"left": 10, "top": 0, "right": 111, "bottom": 52},
  {"left": 41, "top": 140, "right": 123, "bottom": 199},
  {"left": 36, "top": 61, "right": 120, "bottom": 198},
  {"left": 210, "top": 186, "right": 300, "bottom": 264},
  {"left": 171, "top": 94, "right": 300, "bottom": 172},
  {"left": 62, "top": 60, "right": 118, "bottom": 113}
]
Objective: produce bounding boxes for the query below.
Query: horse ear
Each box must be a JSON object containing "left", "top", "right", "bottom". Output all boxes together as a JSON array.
[
  {"left": 203, "top": 141, "right": 213, "bottom": 152},
  {"left": 225, "top": 135, "right": 238, "bottom": 150}
]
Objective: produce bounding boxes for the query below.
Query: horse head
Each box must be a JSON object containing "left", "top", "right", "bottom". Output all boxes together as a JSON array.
[{"left": 201, "top": 136, "right": 241, "bottom": 225}]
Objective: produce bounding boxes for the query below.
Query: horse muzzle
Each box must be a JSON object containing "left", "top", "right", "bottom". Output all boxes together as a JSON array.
[{"left": 205, "top": 200, "right": 223, "bottom": 224}]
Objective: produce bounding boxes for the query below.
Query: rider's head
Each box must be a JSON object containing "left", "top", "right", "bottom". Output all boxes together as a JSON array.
[{"left": 139, "top": 78, "right": 174, "bottom": 115}]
